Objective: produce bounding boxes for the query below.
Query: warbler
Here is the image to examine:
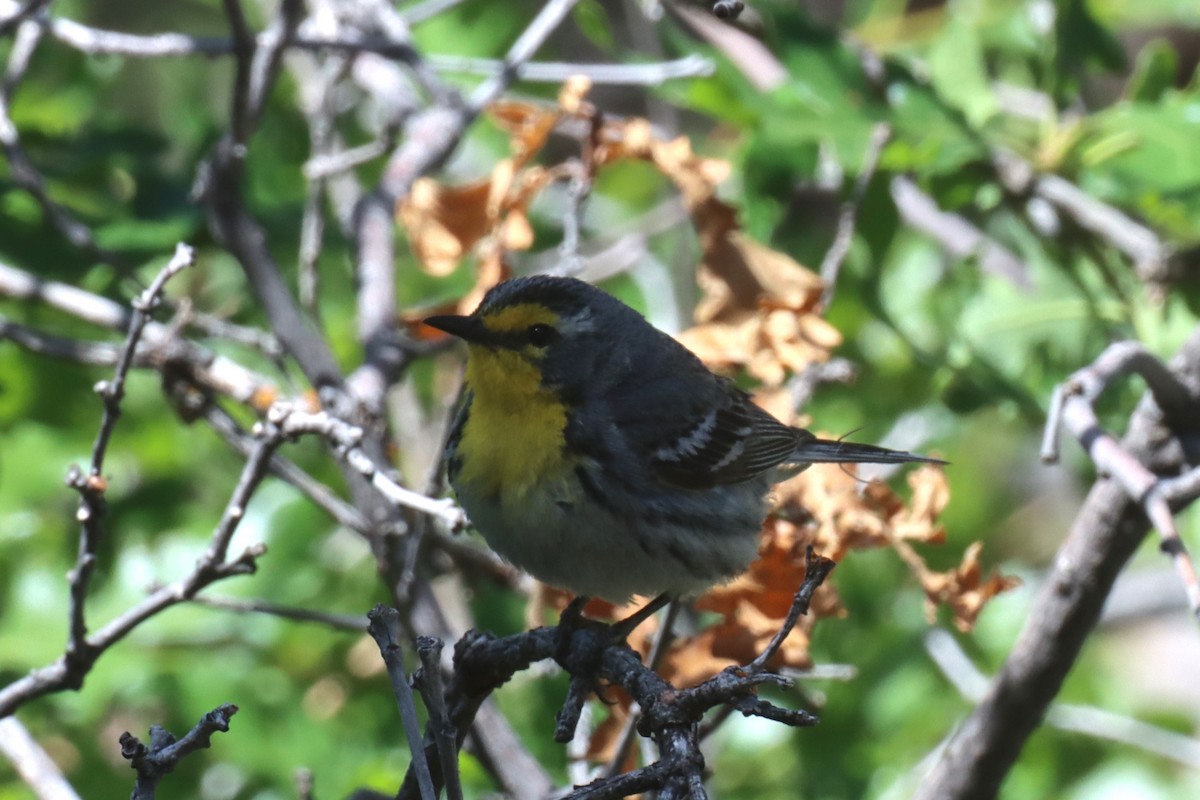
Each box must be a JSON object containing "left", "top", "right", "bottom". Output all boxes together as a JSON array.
[{"left": 425, "top": 276, "right": 938, "bottom": 603}]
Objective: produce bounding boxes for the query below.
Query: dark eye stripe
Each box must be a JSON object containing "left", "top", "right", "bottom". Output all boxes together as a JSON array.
[{"left": 527, "top": 323, "right": 558, "bottom": 346}]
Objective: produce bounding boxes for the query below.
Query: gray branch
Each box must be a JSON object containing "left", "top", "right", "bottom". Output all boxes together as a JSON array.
[{"left": 914, "top": 325, "right": 1200, "bottom": 800}]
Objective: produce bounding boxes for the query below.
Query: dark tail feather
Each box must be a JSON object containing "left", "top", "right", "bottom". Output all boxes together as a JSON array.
[{"left": 793, "top": 437, "right": 946, "bottom": 466}]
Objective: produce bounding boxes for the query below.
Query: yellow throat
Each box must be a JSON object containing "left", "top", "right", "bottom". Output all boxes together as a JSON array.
[{"left": 454, "top": 308, "right": 571, "bottom": 498}]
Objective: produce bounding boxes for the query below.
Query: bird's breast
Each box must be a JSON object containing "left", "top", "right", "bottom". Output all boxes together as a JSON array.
[{"left": 454, "top": 346, "right": 571, "bottom": 499}]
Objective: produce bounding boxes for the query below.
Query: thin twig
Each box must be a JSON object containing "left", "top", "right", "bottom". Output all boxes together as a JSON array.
[
  {"left": 915, "top": 327, "right": 1200, "bottom": 800},
  {"left": 992, "top": 149, "right": 1171, "bottom": 273},
  {"left": 1, "top": 0, "right": 710, "bottom": 87},
  {"left": 243, "top": 0, "right": 303, "bottom": 133},
  {"left": 175, "top": 303, "right": 285, "bottom": 359},
  {"left": 429, "top": 53, "right": 713, "bottom": 84},
  {"left": 0, "top": 0, "right": 50, "bottom": 38},
  {"left": 265, "top": 404, "right": 467, "bottom": 527},
  {"left": 402, "top": 0, "right": 468, "bottom": 25},
  {"left": 819, "top": 123, "right": 891, "bottom": 311},
  {"left": 86, "top": 244, "right": 196, "bottom": 471},
  {"left": 120, "top": 704, "right": 238, "bottom": 800},
  {"left": 890, "top": 175, "right": 1031, "bottom": 288},
  {"left": 0, "top": 315, "right": 123, "bottom": 364},
  {"left": 0, "top": 19, "right": 125, "bottom": 267},
  {"left": 201, "top": 0, "right": 343, "bottom": 389},
  {"left": 304, "top": 138, "right": 393, "bottom": 179},
  {"left": 350, "top": 0, "right": 446, "bottom": 100},
  {"left": 602, "top": 600, "right": 681, "bottom": 779},
  {"left": 368, "top": 606, "right": 437, "bottom": 800},
  {"left": 558, "top": 163, "right": 591, "bottom": 276},
  {"left": 414, "top": 637, "right": 464, "bottom": 800},
  {"left": 924, "top": 629, "right": 1200, "bottom": 768},
  {"left": 469, "top": 0, "right": 581, "bottom": 110},
  {"left": 63, "top": 244, "right": 194, "bottom": 678},
  {"left": 188, "top": 593, "right": 368, "bottom": 631},
  {"left": 747, "top": 547, "right": 837, "bottom": 673},
  {"left": 0, "top": 716, "right": 82, "bottom": 800},
  {"left": 220, "top": 0, "right": 254, "bottom": 145},
  {"left": 0, "top": 260, "right": 274, "bottom": 406},
  {"left": 1041, "top": 340, "right": 1200, "bottom": 619},
  {"left": 0, "top": 396, "right": 280, "bottom": 717},
  {"left": 296, "top": 55, "right": 350, "bottom": 313},
  {"left": 201, "top": 403, "right": 370, "bottom": 534},
  {"left": 0, "top": 0, "right": 536, "bottom": 73}
]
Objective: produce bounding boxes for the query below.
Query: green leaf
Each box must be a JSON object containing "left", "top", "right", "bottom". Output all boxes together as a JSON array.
[
  {"left": 572, "top": 0, "right": 614, "bottom": 50},
  {"left": 1125, "top": 38, "right": 1179, "bottom": 103},
  {"left": 1056, "top": 0, "right": 1126, "bottom": 77},
  {"left": 927, "top": 19, "right": 998, "bottom": 128},
  {"left": 1085, "top": 92, "right": 1200, "bottom": 197}
]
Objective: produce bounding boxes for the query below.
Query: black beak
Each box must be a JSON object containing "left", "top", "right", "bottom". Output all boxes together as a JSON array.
[{"left": 424, "top": 314, "right": 492, "bottom": 345}]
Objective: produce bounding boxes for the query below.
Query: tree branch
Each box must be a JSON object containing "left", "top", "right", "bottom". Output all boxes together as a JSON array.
[
  {"left": 914, "top": 325, "right": 1200, "bottom": 800},
  {"left": 394, "top": 549, "right": 835, "bottom": 799},
  {"left": 120, "top": 704, "right": 238, "bottom": 800},
  {"left": 0, "top": 716, "right": 82, "bottom": 800},
  {"left": 0, "top": 259, "right": 277, "bottom": 406}
]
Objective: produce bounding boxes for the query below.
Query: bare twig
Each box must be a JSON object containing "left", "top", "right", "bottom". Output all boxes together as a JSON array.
[
  {"left": 891, "top": 176, "right": 1031, "bottom": 287},
  {"left": 915, "top": 326, "right": 1200, "bottom": 800},
  {"left": 84, "top": 244, "right": 196, "bottom": 474},
  {"left": 601, "top": 601, "right": 681, "bottom": 779},
  {"left": 120, "top": 704, "right": 238, "bottom": 800},
  {"left": 992, "top": 149, "right": 1172, "bottom": 276},
  {"left": 199, "top": 0, "right": 343, "bottom": 389},
  {"left": 558, "top": 164, "right": 592, "bottom": 275},
  {"left": 295, "top": 55, "right": 349, "bottom": 313},
  {"left": 348, "top": 0, "right": 580, "bottom": 411},
  {"left": 0, "top": 315, "right": 123, "bottom": 364},
  {"left": 925, "top": 629, "right": 1200, "bottom": 768},
  {"left": 62, "top": 244, "right": 194, "bottom": 682},
  {"left": 176, "top": 304, "right": 285, "bottom": 359},
  {"left": 0, "top": 0, "right": 556, "bottom": 74},
  {"left": 0, "top": 393, "right": 280, "bottom": 717},
  {"left": 1041, "top": 340, "right": 1200, "bottom": 618},
  {"left": 244, "top": 0, "right": 303, "bottom": 133},
  {"left": 819, "top": 123, "right": 891, "bottom": 311},
  {"left": 201, "top": 403, "right": 370, "bottom": 534},
  {"left": 428, "top": 53, "right": 713, "bottom": 84},
  {"left": 341, "top": 0, "right": 456, "bottom": 409},
  {"left": 347, "top": 0, "right": 447, "bottom": 100},
  {"left": 414, "top": 637, "right": 464, "bottom": 800},
  {"left": 0, "top": 0, "right": 50, "bottom": 38},
  {"left": 304, "top": 138, "right": 393, "bottom": 179},
  {"left": 402, "top": 0, "right": 468, "bottom": 25},
  {"left": 348, "top": 187, "right": 403, "bottom": 410},
  {"left": 0, "top": 260, "right": 275, "bottom": 406},
  {"left": 748, "top": 548, "right": 836, "bottom": 672},
  {"left": 469, "top": 0, "right": 582, "bottom": 109},
  {"left": 189, "top": 593, "right": 368, "bottom": 631},
  {"left": 397, "top": 552, "right": 835, "bottom": 799},
  {"left": 265, "top": 404, "right": 467, "bottom": 527},
  {"left": 368, "top": 606, "right": 437, "bottom": 800},
  {"left": 0, "top": 19, "right": 125, "bottom": 266},
  {"left": 0, "top": 716, "right": 82, "bottom": 800}
]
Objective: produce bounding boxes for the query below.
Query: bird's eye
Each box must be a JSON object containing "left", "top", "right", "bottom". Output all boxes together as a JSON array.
[{"left": 527, "top": 323, "right": 558, "bottom": 346}]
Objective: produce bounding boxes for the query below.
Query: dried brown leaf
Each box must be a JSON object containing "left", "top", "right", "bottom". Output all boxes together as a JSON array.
[
  {"left": 908, "top": 542, "right": 1022, "bottom": 632},
  {"left": 398, "top": 178, "right": 494, "bottom": 276}
]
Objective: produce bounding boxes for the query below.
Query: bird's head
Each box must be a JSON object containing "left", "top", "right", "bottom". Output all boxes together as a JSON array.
[{"left": 424, "top": 276, "right": 633, "bottom": 399}]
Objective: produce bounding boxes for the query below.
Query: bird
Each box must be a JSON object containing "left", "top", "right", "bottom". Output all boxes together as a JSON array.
[{"left": 424, "top": 275, "right": 940, "bottom": 604}]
